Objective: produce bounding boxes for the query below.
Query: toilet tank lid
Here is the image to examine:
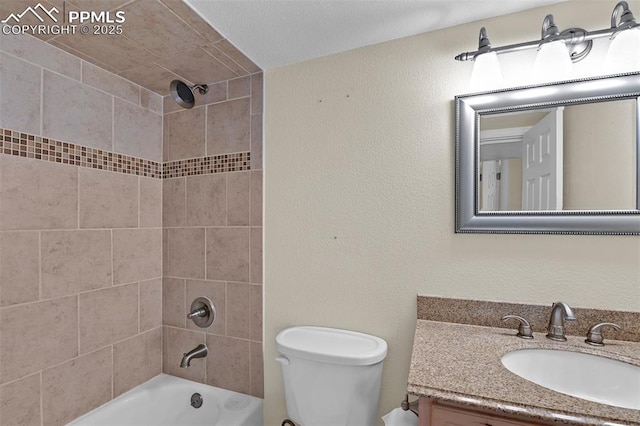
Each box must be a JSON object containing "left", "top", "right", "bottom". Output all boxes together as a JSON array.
[{"left": 276, "top": 326, "right": 388, "bottom": 366}]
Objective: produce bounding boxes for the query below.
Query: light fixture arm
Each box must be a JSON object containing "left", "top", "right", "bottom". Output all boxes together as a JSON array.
[
  {"left": 455, "top": 1, "right": 637, "bottom": 62},
  {"left": 611, "top": 1, "right": 639, "bottom": 35}
]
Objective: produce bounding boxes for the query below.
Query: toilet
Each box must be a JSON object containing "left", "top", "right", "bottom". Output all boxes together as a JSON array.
[{"left": 276, "top": 326, "right": 388, "bottom": 426}]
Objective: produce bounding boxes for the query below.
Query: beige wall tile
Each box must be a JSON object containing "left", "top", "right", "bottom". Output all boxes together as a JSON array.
[
  {"left": 53, "top": 33, "right": 157, "bottom": 75},
  {"left": 165, "top": 107, "right": 206, "bottom": 161},
  {"left": 185, "top": 280, "right": 225, "bottom": 335},
  {"left": 163, "top": 178, "right": 186, "bottom": 227},
  {"left": 227, "top": 282, "right": 250, "bottom": 339},
  {"left": 82, "top": 61, "right": 139, "bottom": 104},
  {"left": 198, "top": 81, "right": 227, "bottom": 106},
  {"left": 165, "top": 228, "right": 205, "bottom": 279},
  {"left": 0, "top": 373, "right": 41, "bottom": 426},
  {"left": 0, "top": 296, "right": 78, "bottom": 384},
  {"left": 251, "top": 73, "right": 263, "bottom": 115},
  {"left": 140, "top": 88, "right": 163, "bottom": 114},
  {"left": 206, "top": 228, "right": 250, "bottom": 282},
  {"left": 162, "top": 277, "right": 186, "bottom": 328},
  {"left": 206, "top": 98, "right": 250, "bottom": 155},
  {"left": 49, "top": 40, "right": 120, "bottom": 75},
  {"left": 228, "top": 77, "right": 250, "bottom": 99},
  {"left": 213, "top": 40, "right": 260, "bottom": 74},
  {"left": 251, "top": 113, "right": 263, "bottom": 170},
  {"left": 201, "top": 44, "right": 248, "bottom": 77},
  {"left": 250, "top": 284, "right": 263, "bottom": 342},
  {"left": 0, "top": 33, "right": 81, "bottom": 80},
  {"left": 251, "top": 171, "right": 263, "bottom": 226},
  {"left": 79, "top": 284, "right": 139, "bottom": 354},
  {"left": 250, "top": 227, "right": 263, "bottom": 284},
  {"left": 113, "top": 229, "right": 162, "bottom": 284},
  {"left": 163, "top": 112, "right": 170, "bottom": 160},
  {"left": 157, "top": 47, "right": 236, "bottom": 87},
  {"left": 119, "top": 63, "right": 182, "bottom": 96},
  {"left": 163, "top": 326, "right": 205, "bottom": 383},
  {"left": 0, "top": 156, "right": 77, "bottom": 230},
  {"left": 114, "top": 98, "right": 163, "bottom": 162},
  {"left": 42, "top": 347, "right": 112, "bottom": 426},
  {"left": 42, "top": 70, "right": 112, "bottom": 151},
  {"left": 162, "top": 229, "right": 168, "bottom": 275},
  {"left": 79, "top": 168, "right": 138, "bottom": 229},
  {"left": 163, "top": 94, "right": 183, "bottom": 115},
  {"left": 250, "top": 341, "right": 264, "bottom": 398},
  {"left": 113, "top": 328, "right": 162, "bottom": 397},
  {"left": 0, "top": 232, "right": 39, "bottom": 307},
  {"left": 41, "top": 230, "right": 112, "bottom": 299},
  {"left": 119, "top": 0, "right": 206, "bottom": 58},
  {"left": 186, "top": 174, "right": 226, "bottom": 226},
  {"left": 140, "top": 278, "right": 162, "bottom": 332},
  {"left": 227, "top": 172, "right": 250, "bottom": 226},
  {"left": 157, "top": 0, "right": 224, "bottom": 43},
  {"left": 0, "top": 52, "right": 41, "bottom": 135},
  {"left": 205, "top": 334, "right": 250, "bottom": 394},
  {"left": 140, "top": 177, "right": 162, "bottom": 228}
]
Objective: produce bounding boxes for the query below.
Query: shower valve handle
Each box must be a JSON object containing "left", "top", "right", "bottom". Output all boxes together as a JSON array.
[
  {"left": 187, "top": 308, "right": 207, "bottom": 319},
  {"left": 186, "top": 297, "right": 216, "bottom": 328}
]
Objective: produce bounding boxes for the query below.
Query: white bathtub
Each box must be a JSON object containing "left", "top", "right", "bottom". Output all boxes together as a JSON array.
[{"left": 68, "top": 374, "right": 263, "bottom": 426}]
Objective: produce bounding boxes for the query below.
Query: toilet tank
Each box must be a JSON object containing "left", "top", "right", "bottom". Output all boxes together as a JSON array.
[{"left": 276, "top": 326, "right": 388, "bottom": 426}]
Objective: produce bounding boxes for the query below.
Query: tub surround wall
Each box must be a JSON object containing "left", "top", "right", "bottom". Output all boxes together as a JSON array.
[
  {"left": 0, "top": 32, "right": 264, "bottom": 426},
  {"left": 161, "top": 72, "right": 264, "bottom": 398},
  {"left": 264, "top": 1, "right": 640, "bottom": 424},
  {"left": 0, "top": 35, "right": 164, "bottom": 426},
  {"left": 417, "top": 295, "right": 640, "bottom": 343}
]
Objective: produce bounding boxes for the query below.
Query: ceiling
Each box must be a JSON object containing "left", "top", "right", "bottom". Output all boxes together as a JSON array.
[
  {"left": 185, "top": 0, "right": 565, "bottom": 70},
  {"left": 2, "top": 0, "right": 564, "bottom": 95}
]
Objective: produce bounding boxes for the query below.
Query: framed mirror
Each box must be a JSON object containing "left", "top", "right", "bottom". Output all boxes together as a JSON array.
[{"left": 455, "top": 72, "right": 640, "bottom": 235}]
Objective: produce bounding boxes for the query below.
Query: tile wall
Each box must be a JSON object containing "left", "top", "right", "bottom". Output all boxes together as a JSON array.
[
  {"left": 0, "top": 34, "right": 164, "bottom": 426},
  {"left": 0, "top": 32, "right": 263, "bottom": 425},
  {"left": 161, "top": 72, "right": 264, "bottom": 398}
]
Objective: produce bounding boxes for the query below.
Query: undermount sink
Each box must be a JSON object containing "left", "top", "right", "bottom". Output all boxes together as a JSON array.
[{"left": 501, "top": 349, "right": 640, "bottom": 410}]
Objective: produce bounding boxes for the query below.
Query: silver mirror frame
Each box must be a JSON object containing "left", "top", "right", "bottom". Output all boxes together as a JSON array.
[{"left": 455, "top": 72, "right": 640, "bottom": 235}]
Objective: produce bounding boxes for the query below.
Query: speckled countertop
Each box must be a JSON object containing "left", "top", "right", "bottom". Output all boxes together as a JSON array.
[{"left": 408, "top": 320, "right": 640, "bottom": 426}]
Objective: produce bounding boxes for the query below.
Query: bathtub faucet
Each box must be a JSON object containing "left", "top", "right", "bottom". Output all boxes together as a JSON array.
[{"left": 180, "top": 344, "right": 208, "bottom": 368}]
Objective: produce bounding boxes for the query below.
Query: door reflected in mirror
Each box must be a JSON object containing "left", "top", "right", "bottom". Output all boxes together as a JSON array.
[{"left": 479, "top": 99, "right": 637, "bottom": 212}]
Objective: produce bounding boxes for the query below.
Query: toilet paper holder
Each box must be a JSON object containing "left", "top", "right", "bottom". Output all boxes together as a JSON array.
[{"left": 401, "top": 394, "right": 419, "bottom": 416}]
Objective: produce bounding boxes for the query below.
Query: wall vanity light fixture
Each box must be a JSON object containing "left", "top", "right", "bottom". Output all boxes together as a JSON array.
[{"left": 456, "top": 1, "right": 640, "bottom": 88}]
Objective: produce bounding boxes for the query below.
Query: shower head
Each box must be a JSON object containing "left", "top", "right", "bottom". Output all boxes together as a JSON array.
[{"left": 169, "top": 80, "right": 209, "bottom": 109}]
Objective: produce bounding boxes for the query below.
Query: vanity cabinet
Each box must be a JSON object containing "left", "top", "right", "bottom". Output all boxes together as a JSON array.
[{"left": 419, "top": 398, "right": 544, "bottom": 426}]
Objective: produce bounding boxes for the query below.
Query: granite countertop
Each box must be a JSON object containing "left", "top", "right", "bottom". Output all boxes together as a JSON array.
[{"left": 407, "top": 320, "right": 640, "bottom": 426}]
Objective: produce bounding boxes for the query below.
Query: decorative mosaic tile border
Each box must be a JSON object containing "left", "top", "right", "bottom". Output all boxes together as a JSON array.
[
  {"left": 0, "top": 128, "right": 251, "bottom": 179},
  {"left": 163, "top": 152, "right": 250, "bottom": 178}
]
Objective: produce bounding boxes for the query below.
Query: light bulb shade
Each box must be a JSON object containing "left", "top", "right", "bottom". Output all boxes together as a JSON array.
[
  {"left": 469, "top": 51, "right": 504, "bottom": 92},
  {"left": 531, "top": 40, "right": 572, "bottom": 84},
  {"left": 605, "top": 28, "right": 640, "bottom": 74}
]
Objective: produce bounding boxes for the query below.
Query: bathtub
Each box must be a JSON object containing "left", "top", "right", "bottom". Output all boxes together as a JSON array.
[{"left": 69, "top": 374, "right": 263, "bottom": 426}]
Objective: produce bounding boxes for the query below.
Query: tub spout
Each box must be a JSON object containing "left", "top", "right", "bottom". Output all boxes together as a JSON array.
[{"left": 180, "top": 344, "right": 208, "bottom": 368}]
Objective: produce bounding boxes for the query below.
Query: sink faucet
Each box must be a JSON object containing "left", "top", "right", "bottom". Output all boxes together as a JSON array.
[
  {"left": 546, "top": 302, "right": 576, "bottom": 341},
  {"left": 180, "top": 344, "right": 208, "bottom": 368}
]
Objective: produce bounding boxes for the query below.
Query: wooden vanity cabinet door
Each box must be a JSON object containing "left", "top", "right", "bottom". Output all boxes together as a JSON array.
[{"left": 419, "top": 398, "right": 541, "bottom": 426}]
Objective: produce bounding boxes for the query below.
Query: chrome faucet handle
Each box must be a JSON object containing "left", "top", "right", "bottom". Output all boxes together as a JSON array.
[
  {"left": 502, "top": 315, "right": 534, "bottom": 339},
  {"left": 585, "top": 322, "right": 621, "bottom": 346}
]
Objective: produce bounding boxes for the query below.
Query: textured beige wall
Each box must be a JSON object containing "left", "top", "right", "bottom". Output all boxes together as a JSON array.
[{"left": 264, "top": 1, "right": 640, "bottom": 424}]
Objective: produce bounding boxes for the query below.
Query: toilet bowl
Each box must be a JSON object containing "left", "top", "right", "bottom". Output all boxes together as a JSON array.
[{"left": 276, "top": 326, "right": 388, "bottom": 426}]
